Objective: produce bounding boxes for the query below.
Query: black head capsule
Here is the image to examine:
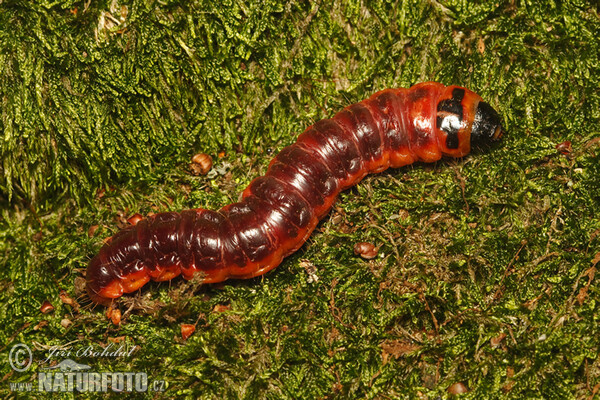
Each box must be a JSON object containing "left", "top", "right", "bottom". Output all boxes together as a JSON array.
[{"left": 471, "top": 101, "right": 504, "bottom": 149}]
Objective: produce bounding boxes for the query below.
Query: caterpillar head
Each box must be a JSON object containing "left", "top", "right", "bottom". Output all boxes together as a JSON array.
[
  {"left": 436, "top": 86, "right": 504, "bottom": 157},
  {"left": 470, "top": 101, "right": 504, "bottom": 149}
]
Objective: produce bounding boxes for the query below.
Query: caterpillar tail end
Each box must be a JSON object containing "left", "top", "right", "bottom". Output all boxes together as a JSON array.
[
  {"left": 85, "top": 254, "right": 124, "bottom": 306},
  {"left": 86, "top": 280, "right": 121, "bottom": 306},
  {"left": 86, "top": 252, "right": 176, "bottom": 305}
]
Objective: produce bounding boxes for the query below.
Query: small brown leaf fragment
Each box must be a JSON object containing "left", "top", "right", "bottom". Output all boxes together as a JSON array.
[
  {"left": 506, "top": 366, "right": 514, "bottom": 379},
  {"left": 555, "top": 140, "right": 572, "bottom": 155},
  {"left": 61, "top": 318, "right": 72, "bottom": 329},
  {"left": 88, "top": 225, "right": 99, "bottom": 237},
  {"left": 502, "top": 380, "right": 515, "bottom": 392},
  {"left": 331, "top": 382, "right": 343, "bottom": 393},
  {"left": 502, "top": 367, "right": 515, "bottom": 392},
  {"left": 354, "top": 242, "right": 378, "bottom": 259},
  {"left": 59, "top": 291, "right": 79, "bottom": 312},
  {"left": 330, "top": 214, "right": 343, "bottom": 225},
  {"left": 589, "top": 383, "right": 600, "bottom": 400},
  {"left": 181, "top": 324, "right": 196, "bottom": 340},
  {"left": 381, "top": 340, "right": 420, "bottom": 364},
  {"left": 110, "top": 309, "right": 122, "bottom": 326},
  {"left": 300, "top": 259, "right": 319, "bottom": 283},
  {"left": 127, "top": 213, "right": 144, "bottom": 226},
  {"left": 592, "top": 253, "right": 600, "bottom": 267},
  {"left": 190, "top": 153, "right": 213, "bottom": 175},
  {"left": 448, "top": 382, "right": 469, "bottom": 394},
  {"left": 34, "top": 320, "right": 49, "bottom": 330},
  {"left": 477, "top": 37, "right": 485, "bottom": 54},
  {"left": 490, "top": 332, "right": 507, "bottom": 348},
  {"left": 40, "top": 300, "right": 54, "bottom": 314},
  {"left": 577, "top": 286, "right": 589, "bottom": 305},
  {"left": 577, "top": 266, "right": 596, "bottom": 305},
  {"left": 73, "top": 278, "right": 88, "bottom": 302},
  {"left": 212, "top": 304, "right": 230, "bottom": 313}
]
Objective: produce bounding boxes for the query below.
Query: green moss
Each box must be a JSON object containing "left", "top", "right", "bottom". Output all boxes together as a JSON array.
[{"left": 1, "top": 0, "right": 599, "bottom": 398}]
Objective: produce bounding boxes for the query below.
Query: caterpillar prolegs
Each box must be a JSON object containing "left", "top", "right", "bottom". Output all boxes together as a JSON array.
[{"left": 86, "top": 82, "right": 504, "bottom": 305}]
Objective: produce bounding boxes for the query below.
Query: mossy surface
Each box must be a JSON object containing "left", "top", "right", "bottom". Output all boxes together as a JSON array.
[{"left": 1, "top": 1, "right": 599, "bottom": 398}]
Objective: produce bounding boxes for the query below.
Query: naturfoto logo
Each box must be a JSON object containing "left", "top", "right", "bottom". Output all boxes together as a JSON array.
[{"left": 8, "top": 343, "right": 165, "bottom": 393}]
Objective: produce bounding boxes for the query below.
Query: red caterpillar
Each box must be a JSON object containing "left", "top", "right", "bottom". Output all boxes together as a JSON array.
[{"left": 86, "top": 82, "right": 503, "bottom": 305}]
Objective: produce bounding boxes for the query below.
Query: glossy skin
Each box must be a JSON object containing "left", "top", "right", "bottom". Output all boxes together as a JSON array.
[{"left": 86, "top": 82, "right": 504, "bottom": 305}]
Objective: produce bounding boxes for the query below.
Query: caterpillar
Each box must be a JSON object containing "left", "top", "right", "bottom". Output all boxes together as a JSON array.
[{"left": 86, "top": 82, "right": 504, "bottom": 305}]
